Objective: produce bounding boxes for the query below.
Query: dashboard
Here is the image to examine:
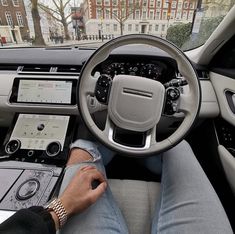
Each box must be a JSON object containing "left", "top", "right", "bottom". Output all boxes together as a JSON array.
[{"left": 0, "top": 45, "right": 219, "bottom": 126}]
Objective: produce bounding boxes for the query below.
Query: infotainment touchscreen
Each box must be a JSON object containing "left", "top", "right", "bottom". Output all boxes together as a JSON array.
[{"left": 17, "top": 80, "right": 73, "bottom": 104}]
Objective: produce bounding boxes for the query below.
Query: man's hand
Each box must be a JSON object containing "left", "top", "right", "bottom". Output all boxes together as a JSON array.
[{"left": 59, "top": 166, "right": 107, "bottom": 217}]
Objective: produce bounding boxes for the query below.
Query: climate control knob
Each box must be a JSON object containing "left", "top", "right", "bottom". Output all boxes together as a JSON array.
[
  {"left": 46, "top": 141, "right": 61, "bottom": 157},
  {"left": 5, "top": 139, "right": 21, "bottom": 155}
]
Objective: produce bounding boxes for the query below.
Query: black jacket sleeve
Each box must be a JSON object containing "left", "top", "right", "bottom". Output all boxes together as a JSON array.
[{"left": 0, "top": 206, "right": 56, "bottom": 234}]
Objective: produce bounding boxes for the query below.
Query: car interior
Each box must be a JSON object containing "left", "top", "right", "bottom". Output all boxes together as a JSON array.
[{"left": 0, "top": 5, "right": 235, "bottom": 234}]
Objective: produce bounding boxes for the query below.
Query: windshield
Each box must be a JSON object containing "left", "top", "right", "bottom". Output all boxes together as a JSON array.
[{"left": 0, "top": 0, "right": 234, "bottom": 50}]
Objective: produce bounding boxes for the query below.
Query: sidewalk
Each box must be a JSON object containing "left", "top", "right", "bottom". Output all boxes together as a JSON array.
[{"left": 1, "top": 39, "right": 109, "bottom": 48}]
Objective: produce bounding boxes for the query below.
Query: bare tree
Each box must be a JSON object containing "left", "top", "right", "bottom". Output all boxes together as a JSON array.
[
  {"left": 30, "top": 0, "right": 46, "bottom": 45},
  {"left": 99, "top": 0, "right": 140, "bottom": 35},
  {"left": 38, "top": 0, "right": 72, "bottom": 40}
]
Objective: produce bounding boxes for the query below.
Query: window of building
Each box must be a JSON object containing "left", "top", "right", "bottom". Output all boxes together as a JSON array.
[
  {"left": 135, "top": 24, "right": 139, "bottom": 31},
  {"left": 104, "top": 0, "right": 110, "bottom": 5},
  {"left": 149, "top": 10, "right": 154, "bottom": 19},
  {"left": 113, "top": 9, "right": 118, "bottom": 17},
  {"left": 189, "top": 2, "right": 194, "bottom": 8},
  {"left": 163, "top": 0, "right": 168, "bottom": 8},
  {"left": 176, "top": 11, "right": 181, "bottom": 19},
  {"left": 178, "top": 2, "right": 182, "bottom": 9},
  {"left": 112, "top": 0, "right": 117, "bottom": 6},
  {"left": 135, "top": 10, "right": 140, "bottom": 19},
  {"left": 5, "top": 12, "right": 13, "bottom": 26},
  {"left": 155, "top": 10, "right": 160, "bottom": 19},
  {"left": 184, "top": 1, "right": 188, "bottom": 8},
  {"left": 12, "top": 0, "right": 19, "bottom": 6},
  {"left": 16, "top": 11, "right": 24, "bottom": 26},
  {"left": 188, "top": 10, "right": 193, "bottom": 19},
  {"left": 129, "top": 0, "right": 133, "bottom": 5},
  {"left": 105, "top": 9, "right": 110, "bottom": 19},
  {"left": 142, "top": 11, "right": 147, "bottom": 19},
  {"left": 157, "top": 1, "right": 161, "bottom": 7},
  {"left": 171, "top": 1, "right": 176, "bottom": 8},
  {"left": 113, "top": 24, "right": 118, "bottom": 31},
  {"left": 106, "top": 24, "right": 110, "bottom": 32},
  {"left": 149, "top": 24, "right": 152, "bottom": 31},
  {"left": 143, "top": 0, "right": 147, "bottom": 7},
  {"left": 155, "top": 24, "right": 159, "bottom": 31},
  {"left": 0, "top": 17, "right": 2, "bottom": 25},
  {"left": 1, "top": 0, "right": 8, "bottom": 6},
  {"left": 96, "top": 0, "right": 101, "bottom": 5},
  {"left": 128, "top": 24, "right": 132, "bottom": 31},
  {"left": 162, "top": 24, "right": 165, "bottom": 31},
  {"left": 170, "top": 10, "right": 175, "bottom": 19},
  {"left": 150, "top": 0, "right": 154, "bottom": 7},
  {"left": 162, "top": 10, "right": 167, "bottom": 19},
  {"left": 97, "top": 9, "right": 102, "bottom": 19},
  {"left": 182, "top": 10, "right": 187, "bottom": 19}
]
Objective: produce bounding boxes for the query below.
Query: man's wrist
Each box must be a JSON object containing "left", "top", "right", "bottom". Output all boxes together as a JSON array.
[{"left": 49, "top": 210, "right": 60, "bottom": 230}]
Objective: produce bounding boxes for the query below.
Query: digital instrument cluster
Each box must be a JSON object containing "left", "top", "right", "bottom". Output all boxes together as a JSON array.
[{"left": 99, "top": 59, "right": 172, "bottom": 82}]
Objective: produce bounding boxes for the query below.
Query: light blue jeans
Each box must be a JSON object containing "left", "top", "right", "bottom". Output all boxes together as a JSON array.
[{"left": 59, "top": 140, "right": 233, "bottom": 234}]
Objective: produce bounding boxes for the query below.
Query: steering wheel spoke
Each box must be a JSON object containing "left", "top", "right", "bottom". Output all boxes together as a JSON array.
[
  {"left": 103, "top": 114, "right": 159, "bottom": 151},
  {"left": 84, "top": 75, "right": 98, "bottom": 95},
  {"left": 177, "top": 94, "right": 194, "bottom": 114}
]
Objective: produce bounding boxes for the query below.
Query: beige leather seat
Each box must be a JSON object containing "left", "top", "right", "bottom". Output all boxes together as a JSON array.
[{"left": 109, "top": 179, "right": 161, "bottom": 234}]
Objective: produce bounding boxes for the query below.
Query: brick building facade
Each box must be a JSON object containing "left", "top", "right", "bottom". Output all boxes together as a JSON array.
[
  {"left": 81, "top": 0, "right": 197, "bottom": 38},
  {"left": 0, "top": 0, "right": 29, "bottom": 43}
]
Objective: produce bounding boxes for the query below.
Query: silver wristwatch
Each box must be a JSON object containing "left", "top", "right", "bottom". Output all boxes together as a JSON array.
[{"left": 45, "top": 198, "right": 68, "bottom": 228}]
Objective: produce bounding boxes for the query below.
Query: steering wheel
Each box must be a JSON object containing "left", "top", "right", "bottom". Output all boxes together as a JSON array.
[{"left": 77, "top": 34, "right": 201, "bottom": 156}]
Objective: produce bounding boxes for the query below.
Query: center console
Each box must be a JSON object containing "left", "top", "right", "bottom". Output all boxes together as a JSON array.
[
  {"left": 0, "top": 77, "right": 78, "bottom": 216},
  {"left": 0, "top": 113, "right": 76, "bottom": 213}
]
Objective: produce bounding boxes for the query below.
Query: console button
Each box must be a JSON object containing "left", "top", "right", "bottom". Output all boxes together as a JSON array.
[
  {"left": 16, "top": 179, "right": 40, "bottom": 200},
  {"left": 37, "top": 124, "right": 45, "bottom": 131},
  {"left": 5, "top": 139, "right": 21, "bottom": 155},
  {"left": 46, "top": 141, "right": 61, "bottom": 157}
]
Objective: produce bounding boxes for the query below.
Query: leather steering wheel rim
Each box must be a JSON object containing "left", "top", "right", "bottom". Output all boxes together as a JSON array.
[{"left": 77, "top": 34, "right": 201, "bottom": 156}]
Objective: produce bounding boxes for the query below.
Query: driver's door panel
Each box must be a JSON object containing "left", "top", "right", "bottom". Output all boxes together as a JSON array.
[
  {"left": 211, "top": 72, "right": 235, "bottom": 195},
  {"left": 211, "top": 72, "right": 235, "bottom": 126}
]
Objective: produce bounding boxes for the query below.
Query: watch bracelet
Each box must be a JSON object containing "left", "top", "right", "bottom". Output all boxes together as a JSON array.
[{"left": 48, "top": 198, "right": 68, "bottom": 228}]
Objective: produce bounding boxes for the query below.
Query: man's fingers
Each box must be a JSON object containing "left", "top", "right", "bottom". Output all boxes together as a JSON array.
[
  {"left": 80, "top": 165, "right": 96, "bottom": 172},
  {"left": 89, "top": 170, "right": 106, "bottom": 183},
  {"left": 90, "top": 181, "right": 107, "bottom": 200}
]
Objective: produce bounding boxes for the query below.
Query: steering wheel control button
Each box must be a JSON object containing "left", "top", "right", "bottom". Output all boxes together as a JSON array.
[
  {"left": 166, "top": 87, "right": 180, "bottom": 100},
  {"left": 95, "top": 75, "right": 112, "bottom": 104},
  {"left": 46, "top": 141, "right": 61, "bottom": 157},
  {"left": 97, "top": 74, "right": 112, "bottom": 87},
  {"left": 5, "top": 139, "right": 21, "bottom": 155},
  {"left": 16, "top": 179, "right": 40, "bottom": 200}
]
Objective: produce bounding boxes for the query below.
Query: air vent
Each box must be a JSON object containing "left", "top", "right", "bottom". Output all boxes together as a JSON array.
[
  {"left": 56, "top": 65, "right": 81, "bottom": 74},
  {"left": 196, "top": 70, "right": 209, "bottom": 79},
  {"left": 17, "top": 64, "right": 82, "bottom": 75},
  {"left": 176, "top": 70, "right": 209, "bottom": 80},
  {"left": 18, "top": 65, "right": 51, "bottom": 73},
  {"left": 0, "top": 64, "right": 19, "bottom": 71}
]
